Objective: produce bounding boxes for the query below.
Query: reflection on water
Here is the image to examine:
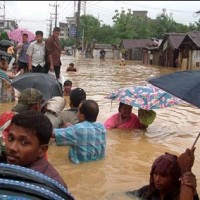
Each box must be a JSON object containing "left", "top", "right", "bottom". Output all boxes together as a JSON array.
[{"left": 1, "top": 55, "right": 200, "bottom": 200}]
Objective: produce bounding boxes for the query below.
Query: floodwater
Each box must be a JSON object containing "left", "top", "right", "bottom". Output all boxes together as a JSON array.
[{"left": 1, "top": 55, "right": 200, "bottom": 200}]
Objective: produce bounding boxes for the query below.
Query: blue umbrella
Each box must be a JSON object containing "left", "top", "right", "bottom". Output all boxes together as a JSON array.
[
  {"left": 148, "top": 70, "right": 200, "bottom": 109},
  {"left": 106, "top": 84, "right": 184, "bottom": 110}
]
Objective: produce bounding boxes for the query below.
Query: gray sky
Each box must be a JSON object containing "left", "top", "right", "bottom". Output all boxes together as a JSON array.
[{"left": 2, "top": 1, "right": 200, "bottom": 38}]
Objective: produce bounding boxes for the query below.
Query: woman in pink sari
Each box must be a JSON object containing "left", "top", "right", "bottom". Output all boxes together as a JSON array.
[{"left": 104, "top": 102, "right": 146, "bottom": 129}]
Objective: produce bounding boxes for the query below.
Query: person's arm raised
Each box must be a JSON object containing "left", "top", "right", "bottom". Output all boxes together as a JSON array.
[{"left": 178, "top": 147, "right": 196, "bottom": 200}]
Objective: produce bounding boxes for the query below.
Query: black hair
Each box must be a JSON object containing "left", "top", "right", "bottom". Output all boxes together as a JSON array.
[
  {"left": 22, "top": 33, "right": 28, "bottom": 37},
  {"left": 70, "top": 88, "right": 86, "bottom": 108},
  {"left": 53, "top": 27, "right": 61, "bottom": 32},
  {"left": 64, "top": 80, "right": 72, "bottom": 86},
  {"left": 69, "top": 63, "right": 74, "bottom": 67},
  {"left": 118, "top": 102, "right": 132, "bottom": 112},
  {"left": 35, "top": 31, "right": 43, "bottom": 36},
  {"left": 79, "top": 100, "right": 99, "bottom": 122},
  {"left": 10, "top": 110, "right": 52, "bottom": 145}
]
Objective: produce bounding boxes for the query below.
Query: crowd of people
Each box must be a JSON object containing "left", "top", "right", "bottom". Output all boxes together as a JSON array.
[{"left": 0, "top": 27, "right": 199, "bottom": 199}]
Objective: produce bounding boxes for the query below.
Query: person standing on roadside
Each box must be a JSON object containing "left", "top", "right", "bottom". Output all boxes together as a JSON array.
[
  {"left": 27, "top": 31, "right": 46, "bottom": 73},
  {"left": 16, "top": 33, "right": 31, "bottom": 74},
  {"left": 45, "top": 27, "right": 62, "bottom": 79}
]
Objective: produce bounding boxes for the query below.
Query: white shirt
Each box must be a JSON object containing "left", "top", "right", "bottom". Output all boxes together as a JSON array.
[{"left": 27, "top": 41, "right": 45, "bottom": 67}]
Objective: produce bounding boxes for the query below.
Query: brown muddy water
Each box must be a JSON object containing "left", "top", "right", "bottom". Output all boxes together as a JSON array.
[{"left": 1, "top": 55, "right": 200, "bottom": 200}]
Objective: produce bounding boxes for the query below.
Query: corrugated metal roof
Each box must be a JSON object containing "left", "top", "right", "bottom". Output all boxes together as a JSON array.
[
  {"left": 167, "top": 33, "right": 185, "bottom": 50},
  {"left": 122, "top": 39, "right": 153, "bottom": 49},
  {"left": 187, "top": 31, "right": 200, "bottom": 48},
  {"left": 160, "top": 33, "right": 186, "bottom": 50}
]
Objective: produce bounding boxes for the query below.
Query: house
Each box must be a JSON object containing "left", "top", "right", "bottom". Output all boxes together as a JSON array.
[
  {"left": 158, "top": 33, "right": 186, "bottom": 67},
  {"left": 0, "top": 20, "right": 18, "bottom": 32},
  {"left": 120, "top": 39, "right": 153, "bottom": 61},
  {"left": 178, "top": 31, "right": 200, "bottom": 70},
  {"left": 59, "top": 22, "right": 68, "bottom": 40},
  {"left": 142, "top": 39, "right": 162, "bottom": 66}
]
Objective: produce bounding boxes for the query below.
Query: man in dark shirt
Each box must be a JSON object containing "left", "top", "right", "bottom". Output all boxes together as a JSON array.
[{"left": 45, "top": 27, "right": 62, "bottom": 79}]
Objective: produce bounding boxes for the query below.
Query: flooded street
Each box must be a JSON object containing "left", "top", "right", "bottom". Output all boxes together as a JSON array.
[{"left": 1, "top": 55, "right": 200, "bottom": 199}]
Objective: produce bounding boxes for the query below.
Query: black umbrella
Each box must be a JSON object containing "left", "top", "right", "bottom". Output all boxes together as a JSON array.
[
  {"left": 148, "top": 70, "right": 200, "bottom": 108},
  {"left": 0, "top": 40, "right": 12, "bottom": 48},
  {"left": 0, "top": 50, "right": 11, "bottom": 57},
  {"left": 11, "top": 73, "right": 63, "bottom": 100}
]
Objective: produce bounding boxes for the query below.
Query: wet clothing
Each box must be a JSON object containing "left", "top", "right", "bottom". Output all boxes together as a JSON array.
[
  {"left": 54, "top": 121, "right": 106, "bottom": 164},
  {"left": 58, "top": 108, "right": 79, "bottom": 127},
  {"left": 104, "top": 113, "right": 143, "bottom": 129},
  {"left": 28, "top": 157, "right": 68, "bottom": 189},
  {"left": 67, "top": 67, "right": 77, "bottom": 72},
  {"left": 44, "top": 96, "right": 66, "bottom": 128},
  {"left": 127, "top": 185, "right": 199, "bottom": 200},
  {"left": 100, "top": 49, "right": 106, "bottom": 59}
]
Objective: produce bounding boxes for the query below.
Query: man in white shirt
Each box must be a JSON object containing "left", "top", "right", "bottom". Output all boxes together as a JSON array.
[{"left": 27, "top": 31, "right": 46, "bottom": 73}]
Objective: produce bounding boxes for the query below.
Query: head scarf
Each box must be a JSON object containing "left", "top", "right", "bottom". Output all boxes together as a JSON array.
[{"left": 147, "top": 153, "right": 181, "bottom": 198}]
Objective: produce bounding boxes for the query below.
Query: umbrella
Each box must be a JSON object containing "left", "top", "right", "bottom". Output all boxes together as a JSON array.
[
  {"left": 0, "top": 50, "right": 11, "bottom": 57},
  {"left": 7, "top": 28, "right": 35, "bottom": 43},
  {"left": 148, "top": 70, "right": 200, "bottom": 109},
  {"left": 0, "top": 40, "right": 12, "bottom": 48},
  {"left": 106, "top": 84, "right": 183, "bottom": 110},
  {"left": 11, "top": 73, "right": 63, "bottom": 100},
  {"left": 0, "top": 50, "right": 13, "bottom": 63}
]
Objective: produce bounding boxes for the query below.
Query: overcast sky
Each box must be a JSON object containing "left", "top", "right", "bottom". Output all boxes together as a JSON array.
[{"left": 2, "top": 1, "right": 200, "bottom": 38}]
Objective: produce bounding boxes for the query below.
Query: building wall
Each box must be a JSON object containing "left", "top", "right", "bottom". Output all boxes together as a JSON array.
[
  {"left": 59, "top": 22, "right": 68, "bottom": 40},
  {"left": 191, "top": 50, "right": 200, "bottom": 69},
  {"left": 0, "top": 20, "right": 18, "bottom": 32}
]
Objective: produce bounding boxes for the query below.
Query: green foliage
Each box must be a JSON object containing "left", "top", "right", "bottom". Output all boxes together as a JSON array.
[
  {"left": 78, "top": 10, "right": 200, "bottom": 46},
  {"left": 59, "top": 38, "right": 75, "bottom": 49},
  {"left": 80, "top": 15, "right": 101, "bottom": 43},
  {"left": 0, "top": 31, "right": 9, "bottom": 40}
]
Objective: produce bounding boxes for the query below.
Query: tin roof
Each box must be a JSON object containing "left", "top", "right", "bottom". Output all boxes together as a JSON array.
[
  {"left": 187, "top": 31, "right": 200, "bottom": 48},
  {"left": 160, "top": 33, "right": 186, "bottom": 50},
  {"left": 121, "top": 39, "right": 153, "bottom": 49},
  {"left": 168, "top": 34, "right": 186, "bottom": 50}
]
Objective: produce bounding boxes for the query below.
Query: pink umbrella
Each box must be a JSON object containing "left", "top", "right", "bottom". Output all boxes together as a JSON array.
[{"left": 7, "top": 28, "right": 35, "bottom": 43}]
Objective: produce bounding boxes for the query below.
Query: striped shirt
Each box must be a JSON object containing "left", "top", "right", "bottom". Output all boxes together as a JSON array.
[{"left": 54, "top": 121, "right": 106, "bottom": 164}]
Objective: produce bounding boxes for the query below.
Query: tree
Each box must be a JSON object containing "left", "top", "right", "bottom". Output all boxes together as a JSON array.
[
  {"left": 59, "top": 38, "right": 75, "bottom": 49},
  {"left": 153, "top": 13, "right": 177, "bottom": 38},
  {"left": 95, "top": 24, "right": 115, "bottom": 43},
  {"left": 112, "top": 8, "right": 155, "bottom": 40},
  {"left": 80, "top": 14, "right": 101, "bottom": 43}
]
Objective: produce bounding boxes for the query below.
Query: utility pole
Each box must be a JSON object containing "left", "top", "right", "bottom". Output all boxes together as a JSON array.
[
  {"left": 81, "top": 1, "right": 86, "bottom": 15},
  {"left": 55, "top": 1, "right": 58, "bottom": 27},
  {"left": 82, "top": 29, "right": 84, "bottom": 56},
  {"left": 76, "top": 1, "right": 81, "bottom": 49},
  {"left": 74, "top": 1, "right": 77, "bottom": 17},
  {"left": 49, "top": 1, "right": 59, "bottom": 28},
  {"left": 47, "top": 14, "right": 53, "bottom": 36},
  {"left": 0, "top": 1, "right": 5, "bottom": 20}
]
